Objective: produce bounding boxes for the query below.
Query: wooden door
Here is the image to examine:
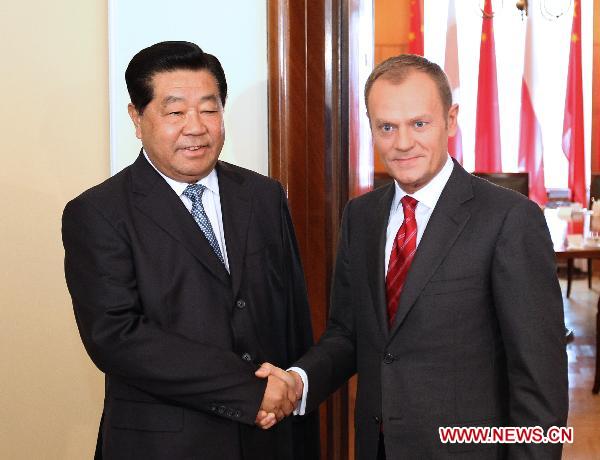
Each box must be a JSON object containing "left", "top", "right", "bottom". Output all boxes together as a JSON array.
[{"left": 268, "top": 0, "right": 373, "bottom": 457}]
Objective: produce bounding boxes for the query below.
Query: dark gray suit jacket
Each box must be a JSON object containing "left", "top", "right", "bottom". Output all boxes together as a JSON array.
[
  {"left": 62, "top": 153, "right": 319, "bottom": 460},
  {"left": 296, "top": 160, "right": 568, "bottom": 459}
]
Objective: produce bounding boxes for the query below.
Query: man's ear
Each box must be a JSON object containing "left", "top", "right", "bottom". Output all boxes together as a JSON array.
[
  {"left": 447, "top": 103, "right": 459, "bottom": 137},
  {"left": 128, "top": 103, "right": 143, "bottom": 140}
]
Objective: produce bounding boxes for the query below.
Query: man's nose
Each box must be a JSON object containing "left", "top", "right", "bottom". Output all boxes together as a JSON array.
[
  {"left": 393, "top": 126, "right": 414, "bottom": 151},
  {"left": 183, "top": 111, "right": 208, "bottom": 135}
]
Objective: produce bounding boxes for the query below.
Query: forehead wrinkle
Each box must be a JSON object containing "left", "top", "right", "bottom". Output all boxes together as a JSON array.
[
  {"left": 160, "top": 94, "right": 219, "bottom": 107},
  {"left": 373, "top": 110, "right": 431, "bottom": 123},
  {"left": 408, "top": 113, "right": 433, "bottom": 121}
]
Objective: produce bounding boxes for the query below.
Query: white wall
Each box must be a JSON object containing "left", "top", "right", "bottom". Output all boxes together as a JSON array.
[{"left": 109, "top": 0, "right": 269, "bottom": 175}]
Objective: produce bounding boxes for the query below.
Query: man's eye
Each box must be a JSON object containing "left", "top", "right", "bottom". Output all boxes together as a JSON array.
[
  {"left": 169, "top": 111, "right": 183, "bottom": 116},
  {"left": 381, "top": 124, "right": 393, "bottom": 132},
  {"left": 414, "top": 121, "right": 427, "bottom": 128}
]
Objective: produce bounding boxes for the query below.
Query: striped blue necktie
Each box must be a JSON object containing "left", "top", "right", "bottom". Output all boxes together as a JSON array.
[{"left": 182, "top": 184, "right": 225, "bottom": 265}]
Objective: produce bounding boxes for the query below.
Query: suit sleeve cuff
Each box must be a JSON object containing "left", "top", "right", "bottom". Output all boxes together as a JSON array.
[{"left": 287, "top": 366, "right": 308, "bottom": 416}]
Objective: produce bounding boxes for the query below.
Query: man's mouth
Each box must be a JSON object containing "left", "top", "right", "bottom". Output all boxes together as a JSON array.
[
  {"left": 392, "top": 155, "right": 420, "bottom": 162},
  {"left": 181, "top": 145, "right": 208, "bottom": 151}
]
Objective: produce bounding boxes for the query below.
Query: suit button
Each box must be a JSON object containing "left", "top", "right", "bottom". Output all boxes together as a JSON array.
[
  {"left": 236, "top": 299, "right": 246, "bottom": 309},
  {"left": 218, "top": 405, "right": 226, "bottom": 415},
  {"left": 383, "top": 353, "right": 394, "bottom": 364},
  {"left": 373, "top": 415, "right": 381, "bottom": 424},
  {"left": 242, "top": 352, "right": 252, "bottom": 362}
]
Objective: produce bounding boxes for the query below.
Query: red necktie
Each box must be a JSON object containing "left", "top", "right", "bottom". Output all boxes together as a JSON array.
[{"left": 386, "top": 196, "right": 418, "bottom": 327}]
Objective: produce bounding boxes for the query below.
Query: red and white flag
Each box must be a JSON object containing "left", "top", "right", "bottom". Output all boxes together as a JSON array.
[
  {"left": 518, "top": 4, "right": 546, "bottom": 205},
  {"left": 444, "top": 0, "right": 463, "bottom": 164},
  {"left": 408, "top": 0, "right": 424, "bottom": 55},
  {"left": 562, "top": 0, "right": 586, "bottom": 206},
  {"left": 475, "top": 0, "right": 502, "bottom": 173}
]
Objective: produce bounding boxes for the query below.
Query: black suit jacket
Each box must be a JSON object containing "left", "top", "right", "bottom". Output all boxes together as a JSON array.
[
  {"left": 295, "top": 161, "right": 568, "bottom": 459},
  {"left": 62, "top": 153, "right": 319, "bottom": 460}
]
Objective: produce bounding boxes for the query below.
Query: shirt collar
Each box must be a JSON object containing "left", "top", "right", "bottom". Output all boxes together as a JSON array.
[
  {"left": 391, "top": 154, "right": 454, "bottom": 212},
  {"left": 143, "top": 149, "right": 220, "bottom": 197}
]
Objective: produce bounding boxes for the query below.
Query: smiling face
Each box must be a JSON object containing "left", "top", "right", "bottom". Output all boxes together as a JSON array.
[
  {"left": 368, "top": 71, "right": 458, "bottom": 194},
  {"left": 128, "top": 69, "right": 225, "bottom": 183}
]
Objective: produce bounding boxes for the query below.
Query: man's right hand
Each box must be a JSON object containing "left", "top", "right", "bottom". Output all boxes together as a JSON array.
[{"left": 254, "top": 363, "right": 301, "bottom": 429}]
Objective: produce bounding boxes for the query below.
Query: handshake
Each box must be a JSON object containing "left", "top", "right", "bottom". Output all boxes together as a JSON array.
[{"left": 254, "top": 363, "right": 304, "bottom": 430}]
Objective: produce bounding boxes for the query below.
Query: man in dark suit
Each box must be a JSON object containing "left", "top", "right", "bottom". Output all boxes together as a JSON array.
[
  {"left": 260, "top": 54, "right": 569, "bottom": 458},
  {"left": 62, "top": 41, "right": 318, "bottom": 460}
]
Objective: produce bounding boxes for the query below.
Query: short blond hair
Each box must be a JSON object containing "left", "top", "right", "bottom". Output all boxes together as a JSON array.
[{"left": 364, "top": 54, "right": 452, "bottom": 115}]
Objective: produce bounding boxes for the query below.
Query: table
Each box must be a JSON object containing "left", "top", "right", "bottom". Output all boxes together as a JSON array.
[{"left": 545, "top": 208, "right": 600, "bottom": 394}]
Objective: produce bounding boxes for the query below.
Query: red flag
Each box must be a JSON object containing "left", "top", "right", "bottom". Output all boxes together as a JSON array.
[
  {"left": 562, "top": 0, "right": 586, "bottom": 206},
  {"left": 475, "top": 0, "right": 502, "bottom": 173},
  {"left": 408, "top": 0, "right": 423, "bottom": 55},
  {"left": 444, "top": 0, "right": 463, "bottom": 164},
  {"left": 518, "top": 4, "right": 546, "bottom": 205}
]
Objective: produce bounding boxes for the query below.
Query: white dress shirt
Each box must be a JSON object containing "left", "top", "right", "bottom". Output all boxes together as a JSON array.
[
  {"left": 143, "top": 151, "right": 230, "bottom": 272},
  {"left": 384, "top": 155, "right": 454, "bottom": 273},
  {"left": 293, "top": 155, "right": 454, "bottom": 416}
]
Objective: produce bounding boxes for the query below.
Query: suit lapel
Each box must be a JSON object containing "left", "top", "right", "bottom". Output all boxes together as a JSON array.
[
  {"left": 216, "top": 162, "right": 251, "bottom": 299},
  {"left": 366, "top": 184, "right": 396, "bottom": 340},
  {"left": 130, "top": 153, "right": 230, "bottom": 285},
  {"left": 388, "top": 162, "right": 474, "bottom": 339}
]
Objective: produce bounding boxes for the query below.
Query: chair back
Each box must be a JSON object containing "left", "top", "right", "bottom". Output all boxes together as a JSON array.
[{"left": 589, "top": 174, "right": 600, "bottom": 208}]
